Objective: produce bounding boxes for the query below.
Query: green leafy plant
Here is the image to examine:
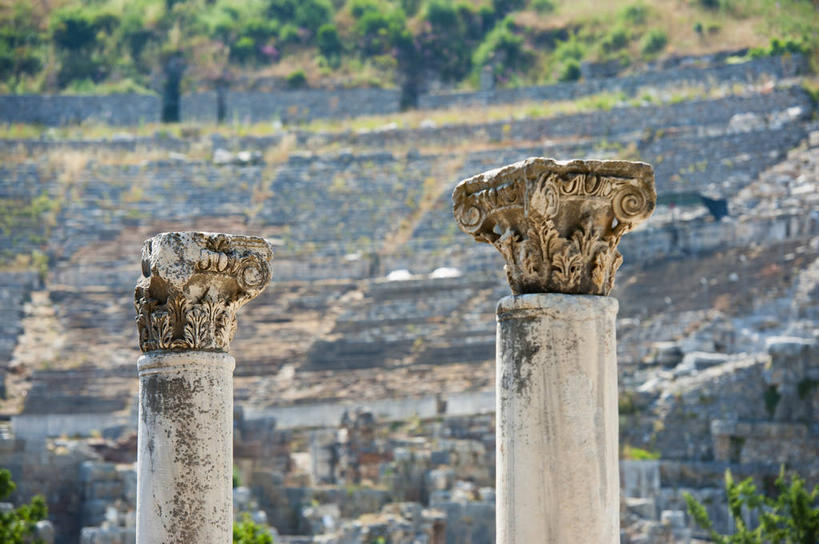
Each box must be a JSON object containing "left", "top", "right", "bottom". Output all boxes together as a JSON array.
[
  {"left": 473, "top": 17, "right": 533, "bottom": 79},
  {"left": 531, "top": 0, "right": 555, "bottom": 14},
  {"left": 317, "top": 24, "right": 342, "bottom": 62},
  {"left": 233, "top": 464, "right": 241, "bottom": 488},
  {"left": 641, "top": 29, "right": 667, "bottom": 57},
  {"left": 749, "top": 37, "right": 807, "bottom": 59},
  {"left": 558, "top": 59, "right": 581, "bottom": 82},
  {"left": 233, "top": 513, "right": 274, "bottom": 544},
  {"left": 0, "top": 468, "right": 48, "bottom": 544},
  {"left": 622, "top": 444, "right": 661, "bottom": 460},
  {"left": 601, "top": 26, "right": 630, "bottom": 55},
  {"left": 286, "top": 69, "right": 307, "bottom": 88},
  {"left": 267, "top": 0, "right": 332, "bottom": 34},
  {"left": 620, "top": 2, "right": 649, "bottom": 25},
  {"left": 684, "top": 468, "right": 819, "bottom": 543}
]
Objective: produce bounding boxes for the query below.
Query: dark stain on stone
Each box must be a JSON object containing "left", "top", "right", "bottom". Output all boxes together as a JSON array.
[
  {"left": 500, "top": 319, "right": 542, "bottom": 396},
  {"left": 142, "top": 370, "right": 230, "bottom": 541}
]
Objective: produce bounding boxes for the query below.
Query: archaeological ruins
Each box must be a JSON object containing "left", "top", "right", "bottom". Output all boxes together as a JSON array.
[{"left": 0, "top": 49, "right": 817, "bottom": 544}]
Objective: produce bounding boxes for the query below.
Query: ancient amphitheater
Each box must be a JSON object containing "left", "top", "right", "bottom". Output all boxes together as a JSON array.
[{"left": 0, "top": 53, "right": 817, "bottom": 543}]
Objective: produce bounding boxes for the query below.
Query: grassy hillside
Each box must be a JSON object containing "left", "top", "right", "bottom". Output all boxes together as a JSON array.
[{"left": 0, "top": 0, "right": 816, "bottom": 98}]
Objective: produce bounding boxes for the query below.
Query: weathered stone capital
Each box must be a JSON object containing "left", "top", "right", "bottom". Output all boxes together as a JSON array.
[
  {"left": 135, "top": 232, "right": 274, "bottom": 353},
  {"left": 453, "top": 158, "right": 655, "bottom": 295}
]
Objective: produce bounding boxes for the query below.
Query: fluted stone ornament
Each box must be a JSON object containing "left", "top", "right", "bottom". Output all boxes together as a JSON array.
[
  {"left": 135, "top": 231, "right": 274, "bottom": 352},
  {"left": 453, "top": 158, "right": 655, "bottom": 295}
]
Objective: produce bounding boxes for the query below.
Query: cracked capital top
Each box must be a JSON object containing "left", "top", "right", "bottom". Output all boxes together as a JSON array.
[
  {"left": 453, "top": 158, "right": 656, "bottom": 295},
  {"left": 135, "top": 232, "right": 274, "bottom": 353}
]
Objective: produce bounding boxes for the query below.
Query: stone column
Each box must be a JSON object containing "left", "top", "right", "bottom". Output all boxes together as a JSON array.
[
  {"left": 134, "top": 232, "right": 273, "bottom": 544},
  {"left": 453, "top": 158, "right": 656, "bottom": 543}
]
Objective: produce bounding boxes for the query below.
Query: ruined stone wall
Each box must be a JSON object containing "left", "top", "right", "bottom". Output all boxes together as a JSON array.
[
  {"left": 0, "top": 87, "right": 810, "bottom": 158},
  {"left": 0, "top": 55, "right": 803, "bottom": 127},
  {"left": 0, "top": 94, "right": 160, "bottom": 127},
  {"left": 419, "top": 54, "right": 807, "bottom": 109},
  {"left": 223, "top": 88, "right": 401, "bottom": 124},
  {"left": 180, "top": 91, "right": 219, "bottom": 123},
  {"left": 307, "top": 87, "right": 812, "bottom": 150}
]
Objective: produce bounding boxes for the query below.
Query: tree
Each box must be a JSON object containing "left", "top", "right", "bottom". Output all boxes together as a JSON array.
[
  {"left": 0, "top": 468, "right": 48, "bottom": 544},
  {"left": 684, "top": 468, "right": 819, "bottom": 544}
]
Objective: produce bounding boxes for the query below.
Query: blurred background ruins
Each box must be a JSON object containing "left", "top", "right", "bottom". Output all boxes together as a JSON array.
[{"left": 0, "top": 0, "right": 818, "bottom": 542}]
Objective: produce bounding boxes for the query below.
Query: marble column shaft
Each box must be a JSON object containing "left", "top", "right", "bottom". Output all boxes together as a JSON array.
[
  {"left": 496, "top": 294, "right": 619, "bottom": 543},
  {"left": 137, "top": 351, "right": 235, "bottom": 543},
  {"left": 453, "top": 158, "right": 656, "bottom": 543}
]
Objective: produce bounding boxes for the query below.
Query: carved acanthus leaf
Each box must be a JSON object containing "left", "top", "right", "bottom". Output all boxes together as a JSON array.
[
  {"left": 135, "top": 232, "right": 274, "bottom": 353},
  {"left": 452, "top": 158, "right": 655, "bottom": 295}
]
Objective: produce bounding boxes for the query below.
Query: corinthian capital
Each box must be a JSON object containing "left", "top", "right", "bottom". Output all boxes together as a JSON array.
[
  {"left": 135, "top": 232, "right": 274, "bottom": 353},
  {"left": 453, "top": 158, "right": 655, "bottom": 295}
]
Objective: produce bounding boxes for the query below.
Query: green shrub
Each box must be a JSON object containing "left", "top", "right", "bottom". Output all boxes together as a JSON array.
[
  {"left": 317, "top": 24, "right": 342, "bottom": 60},
  {"left": 295, "top": 0, "right": 333, "bottom": 33},
  {"left": 0, "top": 468, "right": 48, "bottom": 544},
  {"left": 477, "top": 5, "right": 497, "bottom": 31},
  {"left": 492, "top": 0, "right": 525, "bottom": 18},
  {"left": 0, "top": 2, "right": 44, "bottom": 83},
  {"left": 0, "top": 41, "right": 40, "bottom": 83},
  {"left": 240, "top": 20, "right": 279, "bottom": 43},
  {"left": 267, "top": 0, "right": 332, "bottom": 33},
  {"left": 685, "top": 468, "right": 819, "bottom": 543},
  {"left": 640, "top": 29, "right": 667, "bottom": 56},
  {"left": 278, "top": 23, "right": 302, "bottom": 45},
  {"left": 558, "top": 59, "right": 581, "bottom": 81},
  {"left": 267, "top": 0, "right": 298, "bottom": 21},
  {"left": 414, "top": 0, "right": 489, "bottom": 82},
  {"left": 699, "top": 0, "right": 721, "bottom": 9},
  {"left": 427, "top": 0, "right": 459, "bottom": 28},
  {"left": 286, "top": 69, "right": 307, "bottom": 88},
  {"left": 233, "top": 513, "right": 273, "bottom": 544},
  {"left": 120, "top": 12, "right": 154, "bottom": 59},
  {"left": 58, "top": 55, "right": 106, "bottom": 89},
  {"left": 620, "top": 2, "right": 649, "bottom": 25},
  {"left": 50, "top": 7, "right": 100, "bottom": 50},
  {"left": 531, "top": 0, "right": 555, "bottom": 13},
  {"left": 473, "top": 17, "right": 533, "bottom": 78},
  {"left": 554, "top": 33, "right": 586, "bottom": 64},
  {"left": 231, "top": 36, "right": 256, "bottom": 63},
  {"left": 354, "top": 7, "right": 408, "bottom": 56},
  {"left": 349, "top": 0, "right": 381, "bottom": 19},
  {"left": 601, "top": 26, "right": 630, "bottom": 54},
  {"left": 769, "top": 37, "right": 807, "bottom": 55},
  {"left": 400, "top": 0, "right": 422, "bottom": 17}
]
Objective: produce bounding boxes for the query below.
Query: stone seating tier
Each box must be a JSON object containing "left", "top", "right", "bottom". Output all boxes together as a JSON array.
[{"left": 0, "top": 86, "right": 816, "bottom": 423}]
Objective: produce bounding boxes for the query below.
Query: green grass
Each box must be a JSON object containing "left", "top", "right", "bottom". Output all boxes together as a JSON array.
[{"left": 622, "top": 444, "right": 661, "bottom": 461}]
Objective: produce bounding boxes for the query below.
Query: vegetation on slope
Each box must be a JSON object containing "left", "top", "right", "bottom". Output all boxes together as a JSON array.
[
  {"left": 0, "top": 468, "right": 48, "bottom": 544},
  {"left": 0, "top": 0, "right": 815, "bottom": 98},
  {"left": 685, "top": 468, "right": 819, "bottom": 543}
]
